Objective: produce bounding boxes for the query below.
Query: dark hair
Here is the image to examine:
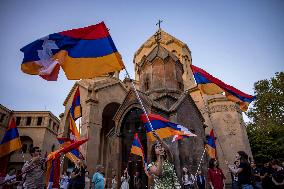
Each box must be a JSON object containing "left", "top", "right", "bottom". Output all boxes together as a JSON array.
[
  {"left": 182, "top": 166, "right": 189, "bottom": 180},
  {"left": 182, "top": 166, "right": 189, "bottom": 174},
  {"left": 209, "top": 158, "right": 218, "bottom": 169},
  {"left": 30, "top": 146, "right": 40, "bottom": 154},
  {"left": 150, "top": 141, "right": 167, "bottom": 162},
  {"left": 8, "top": 168, "right": 16, "bottom": 173},
  {"left": 271, "top": 159, "right": 279, "bottom": 166},
  {"left": 237, "top": 151, "right": 249, "bottom": 164}
]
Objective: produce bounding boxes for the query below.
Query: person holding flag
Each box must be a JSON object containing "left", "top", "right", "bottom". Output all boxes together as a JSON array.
[
  {"left": 140, "top": 113, "right": 197, "bottom": 189},
  {"left": 147, "top": 134, "right": 181, "bottom": 189},
  {"left": 22, "top": 146, "right": 46, "bottom": 189}
]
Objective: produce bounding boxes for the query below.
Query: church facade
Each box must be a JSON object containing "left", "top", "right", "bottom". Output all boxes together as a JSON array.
[{"left": 59, "top": 29, "right": 252, "bottom": 187}]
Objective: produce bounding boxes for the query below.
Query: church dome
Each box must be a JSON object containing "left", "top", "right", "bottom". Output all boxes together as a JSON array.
[
  {"left": 134, "top": 30, "right": 191, "bottom": 66},
  {"left": 133, "top": 29, "right": 195, "bottom": 90}
]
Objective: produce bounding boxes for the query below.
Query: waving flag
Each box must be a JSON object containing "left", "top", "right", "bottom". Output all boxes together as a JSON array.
[
  {"left": 0, "top": 118, "right": 22, "bottom": 158},
  {"left": 69, "top": 115, "right": 80, "bottom": 141},
  {"left": 190, "top": 65, "right": 256, "bottom": 111},
  {"left": 206, "top": 129, "right": 217, "bottom": 159},
  {"left": 46, "top": 158, "right": 60, "bottom": 189},
  {"left": 58, "top": 138, "right": 81, "bottom": 163},
  {"left": 70, "top": 87, "right": 82, "bottom": 121},
  {"left": 140, "top": 114, "right": 196, "bottom": 142},
  {"left": 47, "top": 138, "right": 88, "bottom": 161},
  {"left": 130, "top": 133, "right": 147, "bottom": 167},
  {"left": 20, "top": 22, "right": 125, "bottom": 80}
]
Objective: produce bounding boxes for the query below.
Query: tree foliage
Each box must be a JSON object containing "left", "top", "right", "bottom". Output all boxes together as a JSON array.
[{"left": 246, "top": 72, "right": 284, "bottom": 162}]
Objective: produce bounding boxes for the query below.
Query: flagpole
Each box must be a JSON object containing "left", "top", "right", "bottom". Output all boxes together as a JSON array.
[
  {"left": 124, "top": 69, "right": 156, "bottom": 134},
  {"left": 194, "top": 147, "right": 206, "bottom": 178},
  {"left": 197, "top": 91, "right": 226, "bottom": 158},
  {"left": 60, "top": 154, "right": 65, "bottom": 167},
  {"left": 21, "top": 149, "right": 26, "bottom": 162}
]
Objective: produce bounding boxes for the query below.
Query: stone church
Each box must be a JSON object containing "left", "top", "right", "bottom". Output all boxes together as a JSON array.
[{"left": 59, "top": 29, "right": 252, "bottom": 187}]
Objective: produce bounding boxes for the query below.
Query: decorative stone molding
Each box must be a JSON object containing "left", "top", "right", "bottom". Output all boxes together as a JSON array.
[
  {"left": 223, "top": 114, "right": 237, "bottom": 135},
  {"left": 199, "top": 107, "right": 208, "bottom": 115},
  {"left": 209, "top": 104, "right": 241, "bottom": 114}
]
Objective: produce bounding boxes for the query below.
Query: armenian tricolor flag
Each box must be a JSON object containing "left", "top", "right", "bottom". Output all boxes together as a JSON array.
[
  {"left": 46, "top": 158, "right": 60, "bottom": 189},
  {"left": 69, "top": 115, "right": 80, "bottom": 141},
  {"left": 140, "top": 114, "right": 196, "bottom": 142},
  {"left": 206, "top": 129, "right": 217, "bottom": 159},
  {"left": 47, "top": 138, "right": 88, "bottom": 161},
  {"left": 130, "top": 133, "right": 147, "bottom": 167},
  {"left": 58, "top": 138, "right": 81, "bottom": 163},
  {"left": 190, "top": 65, "right": 256, "bottom": 111},
  {"left": 0, "top": 118, "right": 22, "bottom": 158},
  {"left": 20, "top": 22, "right": 125, "bottom": 81},
  {"left": 70, "top": 87, "right": 82, "bottom": 121}
]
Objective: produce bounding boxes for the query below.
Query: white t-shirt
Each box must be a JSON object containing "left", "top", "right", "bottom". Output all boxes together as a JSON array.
[
  {"left": 182, "top": 174, "right": 195, "bottom": 185},
  {"left": 5, "top": 174, "right": 16, "bottom": 184}
]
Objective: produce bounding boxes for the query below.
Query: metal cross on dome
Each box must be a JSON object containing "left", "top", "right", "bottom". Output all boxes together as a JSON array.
[
  {"left": 156, "top": 19, "right": 163, "bottom": 30},
  {"left": 155, "top": 19, "right": 163, "bottom": 43}
]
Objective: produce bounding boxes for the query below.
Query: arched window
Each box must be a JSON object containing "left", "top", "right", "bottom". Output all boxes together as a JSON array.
[
  {"left": 22, "top": 144, "right": 27, "bottom": 153},
  {"left": 20, "top": 136, "right": 33, "bottom": 154},
  {"left": 51, "top": 144, "right": 55, "bottom": 152},
  {"left": 144, "top": 77, "right": 150, "bottom": 91}
]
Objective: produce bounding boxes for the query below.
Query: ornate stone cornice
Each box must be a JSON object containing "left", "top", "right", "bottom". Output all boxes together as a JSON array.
[
  {"left": 185, "top": 85, "right": 199, "bottom": 93},
  {"left": 0, "top": 104, "right": 12, "bottom": 113},
  {"left": 93, "top": 80, "right": 127, "bottom": 93},
  {"left": 85, "top": 97, "right": 98, "bottom": 104},
  {"left": 207, "top": 97, "right": 229, "bottom": 104},
  {"left": 209, "top": 104, "right": 241, "bottom": 114}
]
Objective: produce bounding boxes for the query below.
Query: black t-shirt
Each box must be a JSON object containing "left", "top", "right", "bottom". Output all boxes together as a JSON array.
[
  {"left": 261, "top": 166, "right": 274, "bottom": 188},
  {"left": 238, "top": 162, "right": 252, "bottom": 185},
  {"left": 272, "top": 168, "right": 284, "bottom": 185},
  {"left": 72, "top": 166, "right": 86, "bottom": 184},
  {"left": 252, "top": 167, "right": 261, "bottom": 182}
]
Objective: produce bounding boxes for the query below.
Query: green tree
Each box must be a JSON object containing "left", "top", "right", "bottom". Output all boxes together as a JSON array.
[{"left": 246, "top": 72, "right": 284, "bottom": 162}]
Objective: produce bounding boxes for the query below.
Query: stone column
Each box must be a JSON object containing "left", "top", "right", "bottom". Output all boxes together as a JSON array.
[
  {"left": 208, "top": 100, "right": 253, "bottom": 184},
  {"left": 83, "top": 92, "right": 102, "bottom": 175}
]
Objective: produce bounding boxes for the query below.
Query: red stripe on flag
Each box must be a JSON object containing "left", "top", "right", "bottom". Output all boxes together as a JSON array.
[{"left": 59, "top": 22, "right": 110, "bottom": 40}]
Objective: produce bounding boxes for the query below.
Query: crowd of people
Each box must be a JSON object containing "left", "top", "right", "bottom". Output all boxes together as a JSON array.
[{"left": 1, "top": 144, "right": 284, "bottom": 189}]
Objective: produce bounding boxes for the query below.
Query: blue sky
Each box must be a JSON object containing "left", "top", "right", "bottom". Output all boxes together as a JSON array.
[{"left": 0, "top": 0, "right": 283, "bottom": 119}]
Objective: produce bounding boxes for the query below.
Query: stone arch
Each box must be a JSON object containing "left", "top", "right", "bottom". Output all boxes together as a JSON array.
[
  {"left": 99, "top": 102, "right": 121, "bottom": 167},
  {"left": 118, "top": 107, "right": 148, "bottom": 188},
  {"left": 20, "top": 136, "right": 33, "bottom": 154}
]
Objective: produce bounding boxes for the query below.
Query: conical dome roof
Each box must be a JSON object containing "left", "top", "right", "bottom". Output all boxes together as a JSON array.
[{"left": 134, "top": 30, "right": 190, "bottom": 65}]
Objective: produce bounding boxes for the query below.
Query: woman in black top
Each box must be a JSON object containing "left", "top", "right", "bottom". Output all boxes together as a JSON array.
[
  {"left": 271, "top": 159, "right": 284, "bottom": 189},
  {"left": 70, "top": 160, "right": 86, "bottom": 189},
  {"left": 227, "top": 151, "right": 253, "bottom": 189}
]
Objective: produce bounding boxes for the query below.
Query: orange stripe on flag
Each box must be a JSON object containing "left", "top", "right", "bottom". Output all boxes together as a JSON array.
[
  {"left": 130, "top": 146, "right": 143, "bottom": 156},
  {"left": 0, "top": 138, "right": 22, "bottom": 158}
]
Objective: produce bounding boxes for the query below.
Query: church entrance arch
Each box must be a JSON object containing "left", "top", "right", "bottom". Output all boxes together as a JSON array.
[
  {"left": 120, "top": 107, "right": 148, "bottom": 188},
  {"left": 100, "top": 102, "right": 121, "bottom": 167}
]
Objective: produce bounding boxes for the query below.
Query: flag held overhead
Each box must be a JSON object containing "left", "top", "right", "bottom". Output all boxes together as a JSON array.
[
  {"left": 140, "top": 113, "right": 196, "bottom": 142},
  {"left": 190, "top": 64, "right": 256, "bottom": 111},
  {"left": 70, "top": 87, "right": 82, "bottom": 121},
  {"left": 130, "top": 133, "right": 147, "bottom": 167},
  {"left": 206, "top": 129, "right": 217, "bottom": 159},
  {"left": 0, "top": 118, "right": 22, "bottom": 158},
  {"left": 20, "top": 22, "right": 125, "bottom": 80}
]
